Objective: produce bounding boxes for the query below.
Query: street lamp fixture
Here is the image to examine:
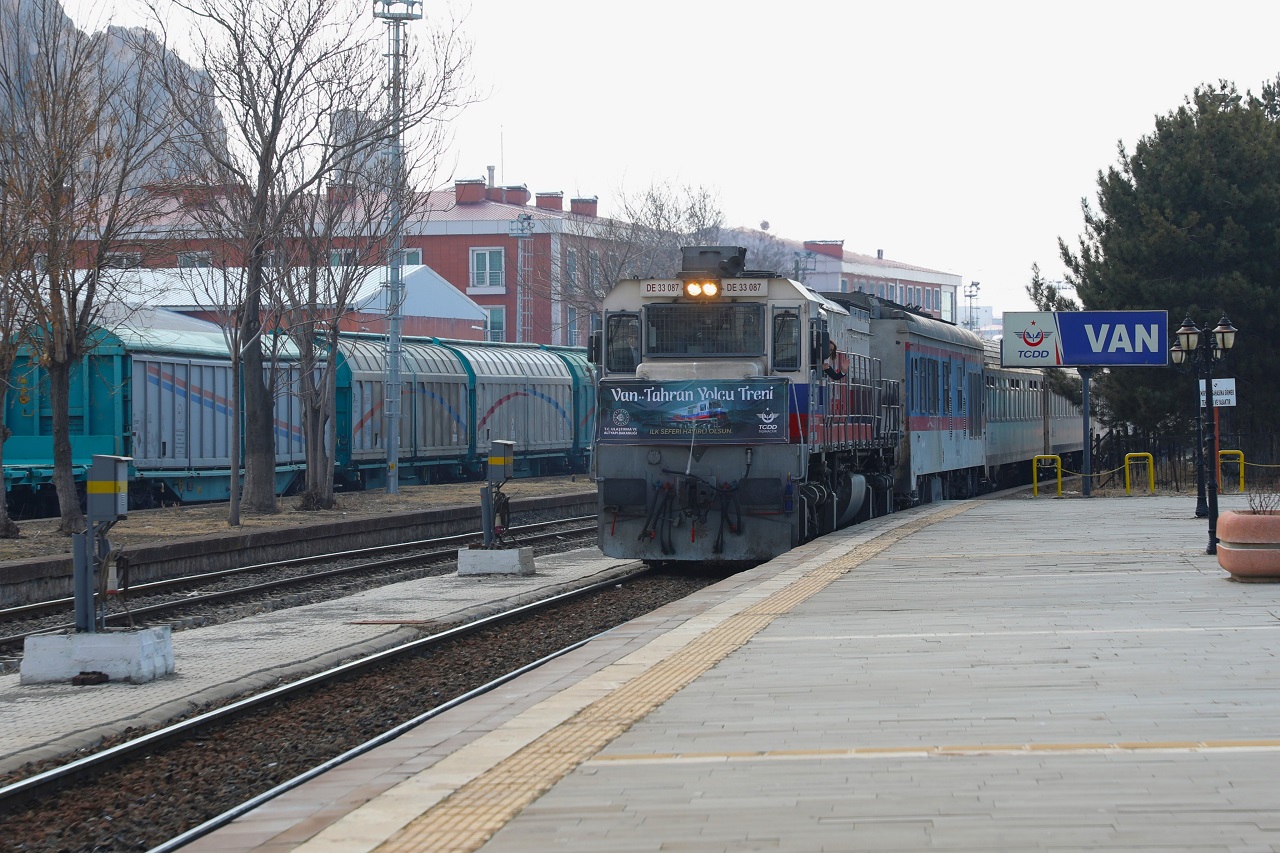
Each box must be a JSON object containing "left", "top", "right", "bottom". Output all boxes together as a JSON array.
[
  {"left": 964, "top": 281, "right": 981, "bottom": 330},
  {"left": 1169, "top": 313, "right": 1238, "bottom": 554}
]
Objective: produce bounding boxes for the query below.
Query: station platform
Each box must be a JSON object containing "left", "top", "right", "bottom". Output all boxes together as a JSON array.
[
  {"left": 182, "top": 492, "right": 1280, "bottom": 853},
  {"left": 0, "top": 549, "right": 641, "bottom": 775}
]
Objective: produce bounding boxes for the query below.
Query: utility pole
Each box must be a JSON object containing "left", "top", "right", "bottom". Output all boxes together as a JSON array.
[
  {"left": 373, "top": 0, "right": 421, "bottom": 494},
  {"left": 793, "top": 250, "right": 816, "bottom": 283}
]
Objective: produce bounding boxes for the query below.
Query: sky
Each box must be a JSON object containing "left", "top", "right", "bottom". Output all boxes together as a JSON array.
[{"left": 62, "top": 0, "right": 1280, "bottom": 314}]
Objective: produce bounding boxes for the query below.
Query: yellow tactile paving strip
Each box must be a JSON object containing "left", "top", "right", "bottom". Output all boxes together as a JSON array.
[{"left": 366, "top": 502, "right": 975, "bottom": 853}]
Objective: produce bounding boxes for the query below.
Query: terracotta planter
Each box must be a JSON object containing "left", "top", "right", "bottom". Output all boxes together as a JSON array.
[{"left": 1216, "top": 510, "right": 1280, "bottom": 582}]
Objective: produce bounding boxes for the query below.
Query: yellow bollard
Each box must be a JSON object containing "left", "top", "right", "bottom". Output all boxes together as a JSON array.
[
  {"left": 1123, "top": 452, "right": 1154, "bottom": 495},
  {"left": 1218, "top": 450, "right": 1244, "bottom": 494},
  {"left": 1032, "top": 455, "right": 1063, "bottom": 497}
]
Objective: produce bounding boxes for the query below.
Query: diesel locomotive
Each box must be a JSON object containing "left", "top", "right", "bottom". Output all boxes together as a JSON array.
[{"left": 592, "top": 246, "right": 1083, "bottom": 564}]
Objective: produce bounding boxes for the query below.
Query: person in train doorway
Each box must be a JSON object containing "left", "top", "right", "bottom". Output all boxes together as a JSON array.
[{"left": 822, "top": 340, "right": 846, "bottom": 381}]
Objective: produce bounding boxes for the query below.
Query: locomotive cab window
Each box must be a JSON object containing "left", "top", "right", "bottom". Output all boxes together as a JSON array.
[
  {"left": 606, "top": 314, "right": 641, "bottom": 372},
  {"left": 771, "top": 309, "right": 800, "bottom": 370}
]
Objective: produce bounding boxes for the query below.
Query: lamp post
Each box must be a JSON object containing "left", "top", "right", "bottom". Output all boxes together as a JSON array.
[
  {"left": 373, "top": 0, "right": 422, "bottom": 495},
  {"left": 1170, "top": 314, "right": 1238, "bottom": 554},
  {"left": 964, "top": 281, "right": 980, "bottom": 330}
]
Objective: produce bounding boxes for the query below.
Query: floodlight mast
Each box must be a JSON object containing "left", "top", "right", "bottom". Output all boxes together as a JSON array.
[{"left": 373, "top": 0, "right": 421, "bottom": 494}]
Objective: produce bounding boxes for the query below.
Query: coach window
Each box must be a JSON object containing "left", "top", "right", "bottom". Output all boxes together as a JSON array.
[
  {"left": 771, "top": 309, "right": 800, "bottom": 370},
  {"left": 927, "top": 359, "right": 940, "bottom": 415},
  {"left": 943, "top": 360, "right": 952, "bottom": 415}
]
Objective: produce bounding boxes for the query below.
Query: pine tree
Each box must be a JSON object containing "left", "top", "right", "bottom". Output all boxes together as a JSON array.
[{"left": 1060, "top": 78, "right": 1280, "bottom": 435}]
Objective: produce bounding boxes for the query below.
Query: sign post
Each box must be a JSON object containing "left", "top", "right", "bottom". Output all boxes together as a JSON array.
[
  {"left": 1003, "top": 311, "right": 1170, "bottom": 497},
  {"left": 1200, "top": 378, "right": 1237, "bottom": 488}
]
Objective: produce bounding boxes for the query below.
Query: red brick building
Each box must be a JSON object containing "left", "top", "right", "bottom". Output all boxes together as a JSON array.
[
  {"left": 402, "top": 176, "right": 607, "bottom": 346},
  {"left": 101, "top": 179, "right": 965, "bottom": 347},
  {"left": 120, "top": 176, "right": 612, "bottom": 346}
]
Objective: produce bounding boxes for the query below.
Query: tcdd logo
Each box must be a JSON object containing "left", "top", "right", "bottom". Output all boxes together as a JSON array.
[{"left": 1018, "top": 320, "right": 1054, "bottom": 348}]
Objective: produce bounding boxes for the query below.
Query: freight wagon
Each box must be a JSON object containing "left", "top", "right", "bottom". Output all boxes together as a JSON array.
[{"left": 3, "top": 308, "right": 595, "bottom": 515}]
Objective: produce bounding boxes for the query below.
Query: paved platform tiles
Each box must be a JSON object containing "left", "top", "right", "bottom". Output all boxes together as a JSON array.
[
  {"left": 186, "top": 493, "right": 1280, "bottom": 852},
  {"left": 0, "top": 549, "right": 639, "bottom": 774}
]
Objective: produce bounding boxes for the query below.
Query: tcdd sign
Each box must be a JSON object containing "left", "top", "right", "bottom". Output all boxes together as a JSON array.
[{"left": 1002, "top": 311, "right": 1169, "bottom": 368}]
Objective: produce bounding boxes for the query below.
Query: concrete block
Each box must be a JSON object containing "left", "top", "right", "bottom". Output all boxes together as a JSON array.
[
  {"left": 20, "top": 627, "right": 175, "bottom": 684},
  {"left": 457, "top": 547, "right": 535, "bottom": 576}
]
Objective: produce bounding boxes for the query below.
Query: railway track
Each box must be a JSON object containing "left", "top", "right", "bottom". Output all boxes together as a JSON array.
[
  {"left": 0, "top": 566, "right": 713, "bottom": 853},
  {"left": 0, "top": 517, "right": 597, "bottom": 657}
]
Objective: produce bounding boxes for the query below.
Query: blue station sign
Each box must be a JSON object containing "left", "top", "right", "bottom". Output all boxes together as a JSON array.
[{"left": 1002, "top": 311, "right": 1169, "bottom": 367}]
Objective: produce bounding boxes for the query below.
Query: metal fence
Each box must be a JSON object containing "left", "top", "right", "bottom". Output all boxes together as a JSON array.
[{"left": 1087, "top": 430, "right": 1280, "bottom": 494}]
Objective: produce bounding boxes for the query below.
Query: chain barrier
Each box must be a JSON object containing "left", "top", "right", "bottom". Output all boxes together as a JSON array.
[{"left": 1048, "top": 456, "right": 1280, "bottom": 493}]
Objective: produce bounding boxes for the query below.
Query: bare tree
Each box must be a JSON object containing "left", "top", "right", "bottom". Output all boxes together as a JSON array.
[
  {"left": 722, "top": 226, "right": 797, "bottom": 277},
  {"left": 150, "top": 0, "right": 472, "bottom": 513},
  {"left": 278, "top": 166, "right": 436, "bottom": 509},
  {"left": 0, "top": 131, "right": 38, "bottom": 538},
  {"left": 0, "top": 0, "right": 180, "bottom": 534},
  {"left": 559, "top": 181, "right": 725, "bottom": 322}
]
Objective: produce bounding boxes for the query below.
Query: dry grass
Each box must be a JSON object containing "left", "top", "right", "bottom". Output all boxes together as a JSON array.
[{"left": 0, "top": 476, "right": 593, "bottom": 563}]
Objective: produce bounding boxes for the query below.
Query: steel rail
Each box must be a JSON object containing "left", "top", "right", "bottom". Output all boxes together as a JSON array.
[
  {"left": 0, "top": 562, "right": 648, "bottom": 810},
  {"left": 0, "top": 515, "right": 596, "bottom": 620},
  {"left": 0, "top": 521, "right": 597, "bottom": 650}
]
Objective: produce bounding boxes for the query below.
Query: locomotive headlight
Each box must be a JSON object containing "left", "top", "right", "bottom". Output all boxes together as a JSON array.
[{"left": 684, "top": 280, "right": 720, "bottom": 299}]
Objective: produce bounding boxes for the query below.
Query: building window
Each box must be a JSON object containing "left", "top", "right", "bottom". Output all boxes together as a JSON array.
[
  {"left": 178, "top": 251, "right": 212, "bottom": 269},
  {"left": 402, "top": 248, "right": 422, "bottom": 266},
  {"left": 588, "top": 251, "right": 601, "bottom": 294},
  {"left": 564, "top": 249, "right": 578, "bottom": 291},
  {"left": 471, "top": 248, "right": 504, "bottom": 288},
  {"left": 566, "top": 306, "right": 578, "bottom": 346},
  {"left": 329, "top": 249, "right": 357, "bottom": 266},
  {"left": 103, "top": 253, "right": 142, "bottom": 269},
  {"left": 486, "top": 306, "right": 505, "bottom": 342}
]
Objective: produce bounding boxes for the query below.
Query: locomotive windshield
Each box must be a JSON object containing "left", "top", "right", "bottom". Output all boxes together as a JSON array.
[{"left": 644, "top": 304, "right": 764, "bottom": 357}]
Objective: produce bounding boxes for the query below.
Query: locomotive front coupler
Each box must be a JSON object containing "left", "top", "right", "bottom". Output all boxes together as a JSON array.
[{"left": 662, "top": 470, "right": 719, "bottom": 519}]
